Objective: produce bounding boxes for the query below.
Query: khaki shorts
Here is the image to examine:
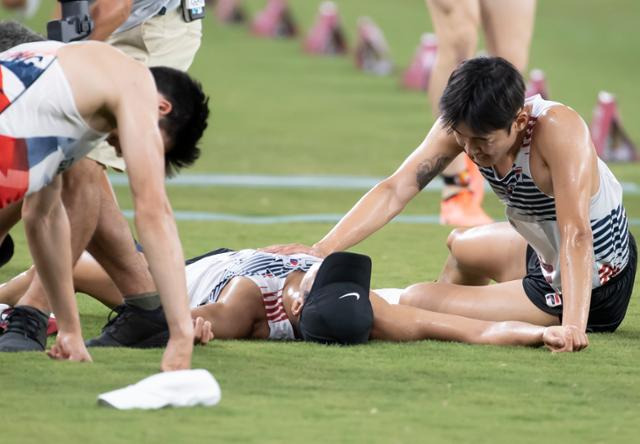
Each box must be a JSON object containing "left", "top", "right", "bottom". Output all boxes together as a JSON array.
[{"left": 87, "top": 7, "right": 202, "bottom": 170}]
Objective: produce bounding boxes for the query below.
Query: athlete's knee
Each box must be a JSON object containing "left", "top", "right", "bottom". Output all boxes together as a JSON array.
[
  {"left": 399, "top": 283, "right": 439, "bottom": 309},
  {"left": 22, "top": 186, "right": 63, "bottom": 226},
  {"left": 437, "top": 27, "right": 477, "bottom": 62},
  {"left": 430, "top": 3, "right": 478, "bottom": 60},
  {"left": 446, "top": 227, "right": 468, "bottom": 252}
]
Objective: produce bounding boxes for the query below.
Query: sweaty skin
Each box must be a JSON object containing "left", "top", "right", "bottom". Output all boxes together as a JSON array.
[
  {"left": 0, "top": 253, "right": 565, "bottom": 350},
  {"left": 53, "top": 43, "right": 194, "bottom": 370},
  {"left": 263, "top": 100, "right": 599, "bottom": 353}
]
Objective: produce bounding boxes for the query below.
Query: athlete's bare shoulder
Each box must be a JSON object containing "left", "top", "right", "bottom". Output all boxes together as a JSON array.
[
  {"left": 529, "top": 99, "right": 597, "bottom": 195},
  {"left": 56, "top": 41, "right": 155, "bottom": 131},
  {"left": 533, "top": 102, "right": 588, "bottom": 140},
  {"left": 58, "top": 41, "right": 150, "bottom": 88}
]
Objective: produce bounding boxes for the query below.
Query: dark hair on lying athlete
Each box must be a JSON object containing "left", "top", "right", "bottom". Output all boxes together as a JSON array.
[
  {"left": 439, "top": 56, "right": 525, "bottom": 135},
  {"left": 0, "top": 21, "right": 45, "bottom": 52}
]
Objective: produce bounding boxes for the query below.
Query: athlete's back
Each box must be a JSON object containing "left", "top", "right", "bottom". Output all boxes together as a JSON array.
[{"left": 0, "top": 41, "right": 108, "bottom": 208}]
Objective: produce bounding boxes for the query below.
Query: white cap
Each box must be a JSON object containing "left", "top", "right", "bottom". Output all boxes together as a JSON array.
[{"left": 98, "top": 369, "right": 221, "bottom": 410}]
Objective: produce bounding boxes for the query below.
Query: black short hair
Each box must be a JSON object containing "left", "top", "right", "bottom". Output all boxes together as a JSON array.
[
  {"left": 150, "top": 66, "right": 210, "bottom": 177},
  {"left": 440, "top": 57, "right": 525, "bottom": 135},
  {"left": 0, "top": 21, "right": 45, "bottom": 52}
]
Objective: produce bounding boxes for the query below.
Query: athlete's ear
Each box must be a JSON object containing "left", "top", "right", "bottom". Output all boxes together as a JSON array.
[
  {"left": 513, "top": 107, "right": 529, "bottom": 132},
  {"left": 158, "top": 95, "right": 172, "bottom": 117}
]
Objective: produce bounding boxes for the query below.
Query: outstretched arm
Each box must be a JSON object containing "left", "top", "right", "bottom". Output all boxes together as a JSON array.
[
  {"left": 264, "top": 120, "right": 462, "bottom": 256},
  {"left": 88, "top": 0, "right": 133, "bottom": 41},
  {"left": 537, "top": 108, "right": 596, "bottom": 352},
  {"left": 112, "top": 60, "right": 193, "bottom": 371}
]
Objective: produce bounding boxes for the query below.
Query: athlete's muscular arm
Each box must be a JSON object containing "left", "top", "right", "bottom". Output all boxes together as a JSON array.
[
  {"left": 312, "top": 121, "right": 461, "bottom": 255},
  {"left": 537, "top": 107, "right": 596, "bottom": 352},
  {"left": 264, "top": 120, "right": 462, "bottom": 257},
  {"left": 107, "top": 56, "right": 194, "bottom": 370},
  {"left": 52, "top": 0, "right": 132, "bottom": 41},
  {"left": 88, "top": 0, "right": 133, "bottom": 41}
]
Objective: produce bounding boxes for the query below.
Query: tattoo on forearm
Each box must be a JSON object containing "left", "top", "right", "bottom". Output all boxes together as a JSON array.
[{"left": 416, "top": 155, "right": 452, "bottom": 190}]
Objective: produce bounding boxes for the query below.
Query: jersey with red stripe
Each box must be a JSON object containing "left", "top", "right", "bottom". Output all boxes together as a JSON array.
[
  {"left": 0, "top": 41, "right": 108, "bottom": 208},
  {"left": 185, "top": 249, "right": 321, "bottom": 340},
  {"left": 478, "top": 95, "right": 630, "bottom": 292}
]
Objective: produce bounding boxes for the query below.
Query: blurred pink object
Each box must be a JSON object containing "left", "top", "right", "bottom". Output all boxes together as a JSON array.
[
  {"left": 47, "top": 315, "right": 58, "bottom": 336},
  {"left": 402, "top": 33, "right": 437, "bottom": 91},
  {"left": 303, "top": 2, "right": 347, "bottom": 55},
  {"left": 525, "top": 69, "right": 549, "bottom": 99},
  {"left": 215, "top": 0, "right": 246, "bottom": 24},
  {"left": 251, "top": 0, "right": 297, "bottom": 38},
  {"left": 354, "top": 17, "right": 393, "bottom": 76},
  {"left": 590, "top": 91, "right": 637, "bottom": 162}
]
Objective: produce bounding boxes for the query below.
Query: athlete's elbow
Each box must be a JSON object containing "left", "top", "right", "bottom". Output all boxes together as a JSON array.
[
  {"left": 564, "top": 226, "right": 592, "bottom": 250},
  {"left": 377, "top": 177, "right": 413, "bottom": 216}
]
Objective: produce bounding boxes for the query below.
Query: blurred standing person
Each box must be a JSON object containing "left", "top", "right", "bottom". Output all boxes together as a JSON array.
[{"left": 426, "top": 0, "right": 536, "bottom": 226}]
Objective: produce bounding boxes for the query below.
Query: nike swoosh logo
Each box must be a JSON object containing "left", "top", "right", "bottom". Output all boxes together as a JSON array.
[{"left": 338, "top": 292, "right": 360, "bottom": 301}]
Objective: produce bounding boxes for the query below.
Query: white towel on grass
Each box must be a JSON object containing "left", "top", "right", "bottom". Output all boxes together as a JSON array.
[{"left": 98, "top": 369, "right": 221, "bottom": 410}]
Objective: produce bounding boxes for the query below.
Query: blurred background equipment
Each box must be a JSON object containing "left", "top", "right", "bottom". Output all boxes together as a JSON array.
[
  {"left": 251, "top": 0, "right": 297, "bottom": 38},
  {"left": 525, "top": 68, "right": 549, "bottom": 98},
  {"left": 214, "top": 0, "right": 246, "bottom": 24},
  {"left": 402, "top": 32, "right": 437, "bottom": 91},
  {"left": 303, "top": 1, "right": 347, "bottom": 55},
  {"left": 591, "top": 91, "right": 638, "bottom": 162},
  {"left": 354, "top": 16, "right": 393, "bottom": 76},
  {"left": 46, "top": 0, "right": 93, "bottom": 42}
]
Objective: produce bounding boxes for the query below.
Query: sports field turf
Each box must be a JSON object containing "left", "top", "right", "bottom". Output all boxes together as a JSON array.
[{"left": 2, "top": 1, "right": 640, "bottom": 442}]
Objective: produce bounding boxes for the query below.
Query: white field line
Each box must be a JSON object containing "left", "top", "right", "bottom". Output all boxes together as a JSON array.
[
  {"left": 120, "top": 210, "right": 640, "bottom": 226},
  {"left": 109, "top": 173, "right": 640, "bottom": 194},
  {"left": 111, "top": 173, "right": 640, "bottom": 224}
]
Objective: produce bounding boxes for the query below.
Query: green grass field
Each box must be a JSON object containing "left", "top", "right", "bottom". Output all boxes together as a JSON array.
[{"left": 2, "top": 1, "right": 640, "bottom": 442}]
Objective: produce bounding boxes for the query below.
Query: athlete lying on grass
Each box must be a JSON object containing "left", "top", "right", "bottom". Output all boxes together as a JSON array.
[{"left": 0, "top": 248, "right": 567, "bottom": 349}]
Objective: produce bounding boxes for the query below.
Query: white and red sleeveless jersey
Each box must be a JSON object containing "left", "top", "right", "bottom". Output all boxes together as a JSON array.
[
  {"left": 479, "top": 95, "right": 630, "bottom": 292},
  {"left": 185, "top": 249, "right": 321, "bottom": 340},
  {"left": 0, "top": 41, "right": 108, "bottom": 208}
]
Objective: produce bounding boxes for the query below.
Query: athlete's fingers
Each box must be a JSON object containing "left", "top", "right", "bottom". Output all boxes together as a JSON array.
[
  {"left": 70, "top": 348, "right": 93, "bottom": 362},
  {"left": 193, "top": 316, "right": 204, "bottom": 344},
  {"left": 203, "top": 320, "right": 213, "bottom": 343},
  {"left": 193, "top": 317, "right": 213, "bottom": 345},
  {"left": 550, "top": 327, "right": 574, "bottom": 353},
  {"left": 47, "top": 344, "right": 63, "bottom": 360},
  {"left": 550, "top": 326, "right": 590, "bottom": 353},
  {"left": 574, "top": 331, "right": 589, "bottom": 351},
  {"left": 542, "top": 327, "right": 565, "bottom": 351},
  {"left": 566, "top": 327, "right": 589, "bottom": 352}
]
